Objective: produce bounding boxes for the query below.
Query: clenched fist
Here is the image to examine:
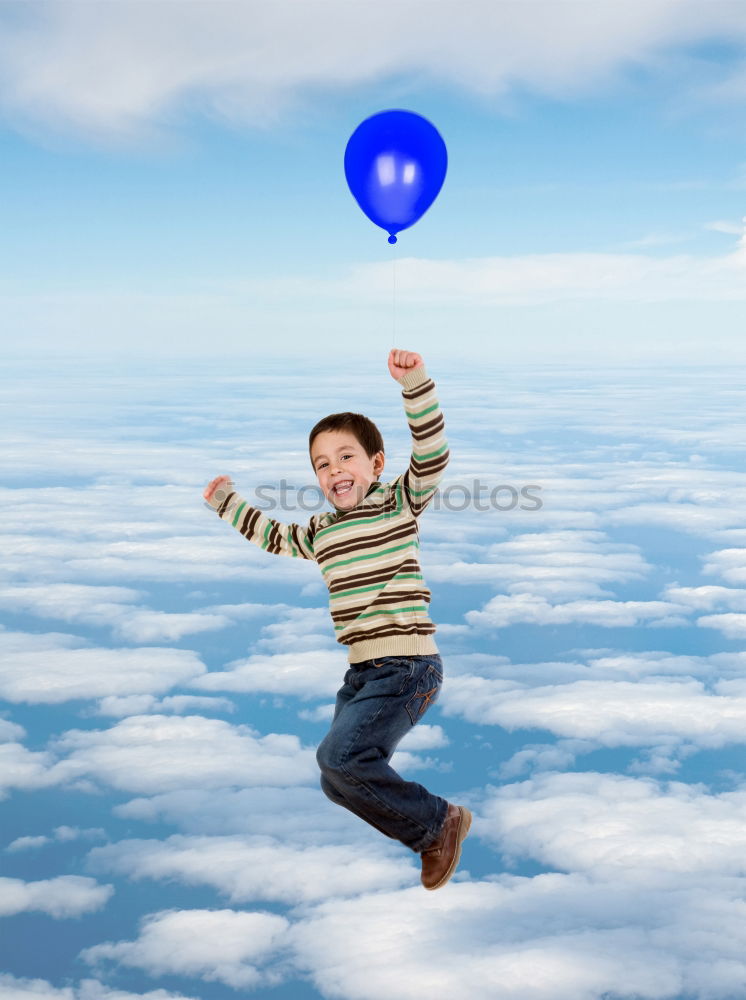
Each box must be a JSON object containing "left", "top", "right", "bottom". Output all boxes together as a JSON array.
[
  {"left": 203, "top": 474, "right": 234, "bottom": 503},
  {"left": 388, "top": 349, "right": 424, "bottom": 381}
]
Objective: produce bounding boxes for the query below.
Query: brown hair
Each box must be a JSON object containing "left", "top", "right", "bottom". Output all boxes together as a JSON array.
[{"left": 308, "top": 412, "right": 384, "bottom": 469}]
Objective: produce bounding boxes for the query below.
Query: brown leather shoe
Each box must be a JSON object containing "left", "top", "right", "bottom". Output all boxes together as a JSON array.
[{"left": 420, "top": 803, "right": 472, "bottom": 890}]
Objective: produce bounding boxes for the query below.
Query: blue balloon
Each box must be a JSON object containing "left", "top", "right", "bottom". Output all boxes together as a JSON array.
[{"left": 344, "top": 109, "right": 447, "bottom": 244}]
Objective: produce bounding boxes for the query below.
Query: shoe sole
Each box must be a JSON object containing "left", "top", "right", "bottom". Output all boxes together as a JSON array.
[{"left": 424, "top": 806, "right": 472, "bottom": 891}]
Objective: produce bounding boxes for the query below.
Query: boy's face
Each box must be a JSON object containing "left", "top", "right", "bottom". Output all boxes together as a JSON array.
[{"left": 311, "top": 430, "right": 385, "bottom": 512}]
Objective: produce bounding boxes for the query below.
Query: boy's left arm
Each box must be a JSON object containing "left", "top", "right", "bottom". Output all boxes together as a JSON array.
[{"left": 390, "top": 350, "right": 450, "bottom": 517}]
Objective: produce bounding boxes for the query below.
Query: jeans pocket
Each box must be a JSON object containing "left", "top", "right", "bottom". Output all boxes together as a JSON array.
[
  {"left": 371, "top": 656, "right": 413, "bottom": 672},
  {"left": 405, "top": 663, "right": 442, "bottom": 725}
]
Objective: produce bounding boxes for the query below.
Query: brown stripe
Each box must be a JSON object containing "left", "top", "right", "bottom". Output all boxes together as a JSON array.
[
  {"left": 410, "top": 452, "right": 449, "bottom": 476},
  {"left": 217, "top": 491, "right": 237, "bottom": 517},
  {"left": 327, "top": 560, "right": 421, "bottom": 593},
  {"left": 332, "top": 593, "right": 432, "bottom": 622},
  {"left": 402, "top": 380, "right": 434, "bottom": 400},
  {"left": 290, "top": 523, "right": 310, "bottom": 557},
  {"left": 333, "top": 588, "right": 431, "bottom": 612},
  {"left": 242, "top": 508, "right": 261, "bottom": 539},
  {"left": 411, "top": 414, "right": 444, "bottom": 439},
  {"left": 342, "top": 622, "right": 436, "bottom": 645},
  {"left": 266, "top": 520, "right": 282, "bottom": 553},
  {"left": 325, "top": 494, "right": 400, "bottom": 524},
  {"left": 317, "top": 524, "right": 415, "bottom": 566}
]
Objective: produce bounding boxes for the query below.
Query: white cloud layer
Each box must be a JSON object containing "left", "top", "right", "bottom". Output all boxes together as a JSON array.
[{"left": 5, "top": 361, "right": 746, "bottom": 1000}]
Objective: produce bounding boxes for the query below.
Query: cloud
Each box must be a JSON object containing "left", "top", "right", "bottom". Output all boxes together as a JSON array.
[
  {"left": 297, "top": 703, "right": 335, "bottom": 723},
  {"left": 6, "top": 835, "right": 51, "bottom": 852},
  {"left": 0, "top": 974, "right": 201, "bottom": 1000},
  {"left": 2, "top": 1, "right": 746, "bottom": 143},
  {"left": 705, "top": 219, "right": 744, "bottom": 235},
  {"left": 51, "top": 714, "right": 318, "bottom": 794},
  {"left": 0, "top": 629, "right": 206, "bottom": 704},
  {"left": 193, "top": 649, "right": 345, "bottom": 700},
  {"left": 287, "top": 876, "right": 746, "bottom": 1000},
  {"left": 0, "top": 483, "right": 321, "bottom": 588},
  {"left": 0, "top": 876, "right": 113, "bottom": 918},
  {"left": 81, "top": 908, "right": 289, "bottom": 990},
  {"left": 6, "top": 826, "right": 105, "bottom": 853},
  {"left": 702, "top": 547, "right": 746, "bottom": 584},
  {"left": 465, "top": 593, "right": 690, "bottom": 629},
  {"left": 340, "top": 246, "right": 746, "bottom": 306},
  {"left": 427, "top": 528, "right": 653, "bottom": 601},
  {"left": 0, "top": 718, "right": 25, "bottom": 742},
  {"left": 113, "top": 786, "right": 372, "bottom": 843},
  {"left": 697, "top": 612, "right": 746, "bottom": 639},
  {"left": 477, "top": 771, "right": 746, "bottom": 881},
  {"left": 88, "top": 833, "right": 417, "bottom": 904},
  {"left": 440, "top": 663, "right": 746, "bottom": 754},
  {"left": 0, "top": 722, "right": 61, "bottom": 800},
  {"left": 92, "top": 694, "right": 235, "bottom": 718},
  {"left": 661, "top": 585, "right": 746, "bottom": 611},
  {"left": 0, "top": 583, "right": 231, "bottom": 643},
  {"left": 396, "top": 723, "right": 449, "bottom": 751},
  {"left": 497, "top": 740, "right": 595, "bottom": 780}
]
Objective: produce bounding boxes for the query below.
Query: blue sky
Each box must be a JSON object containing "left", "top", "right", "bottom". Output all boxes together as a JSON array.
[
  {"left": 1, "top": 1, "right": 746, "bottom": 364},
  {"left": 2, "top": 4, "right": 746, "bottom": 1000}
]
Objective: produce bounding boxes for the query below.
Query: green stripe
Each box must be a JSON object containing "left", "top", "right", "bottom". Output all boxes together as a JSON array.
[
  {"left": 325, "top": 541, "right": 415, "bottom": 573},
  {"left": 316, "top": 494, "right": 404, "bottom": 540},
  {"left": 333, "top": 572, "right": 422, "bottom": 600},
  {"left": 317, "top": 507, "right": 402, "bottom": 539},
  {"left": 262, "top": 522, "right": 273, "bottom": 551},
  {"left": 405, "top": 401, "right": 439, "bottom": 419},
  {"left": 334, "top": 605, "right": 428, "bottom": 629},
  {"left": 408, "top": 485, "right": 438, "bottom": 497},
  {"left": 333, "top": 582, "right": 387, "bottom": 599},
  {"left": 412, "top": 443, "right": 448, "bottom": 461},
  {"left": 231, "top": 501, "right": 247, "bottom": 528}
]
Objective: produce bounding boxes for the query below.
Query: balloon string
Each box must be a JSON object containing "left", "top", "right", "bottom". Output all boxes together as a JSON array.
[{"left": 392, "top": 241, "right": 397, "bottom": 348}]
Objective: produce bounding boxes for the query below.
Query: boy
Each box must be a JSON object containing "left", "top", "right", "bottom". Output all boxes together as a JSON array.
[{"left": 203, "top": 349, "right": 471, "bottom": 890}]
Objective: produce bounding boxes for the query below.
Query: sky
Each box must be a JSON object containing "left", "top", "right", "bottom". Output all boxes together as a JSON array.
[
  {"left": 1, "top": 0, "right": 746, "bottom": 364},
  {"left": 2, "top": 3, "right": 746, "bottom": 1000}
]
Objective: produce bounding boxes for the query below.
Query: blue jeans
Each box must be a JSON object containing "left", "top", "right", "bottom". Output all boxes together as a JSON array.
[{"left": 315, "top": 654, "right": 449, "bottom": 853}]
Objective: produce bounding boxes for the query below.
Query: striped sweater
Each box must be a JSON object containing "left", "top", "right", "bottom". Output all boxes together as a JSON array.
[{"left": 207, "top": 364, "right": 449, "bottom": 663}]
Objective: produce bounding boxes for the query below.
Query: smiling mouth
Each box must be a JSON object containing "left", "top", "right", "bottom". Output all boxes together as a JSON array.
[{"left": 332, "top": 480, "right": 354, "bottom": 497}]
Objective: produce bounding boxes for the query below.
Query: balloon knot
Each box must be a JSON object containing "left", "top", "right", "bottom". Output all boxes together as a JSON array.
[{"left": 388, "top": 235, "right": 397, "bottom": 245}]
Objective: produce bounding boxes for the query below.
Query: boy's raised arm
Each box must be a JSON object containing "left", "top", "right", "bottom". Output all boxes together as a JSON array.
[
  {"left": 388, "top": 349, "right": 450, "bottom": 518},
  {"left": 203, "top": 476, "right": 316, "bottom": 560}
]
